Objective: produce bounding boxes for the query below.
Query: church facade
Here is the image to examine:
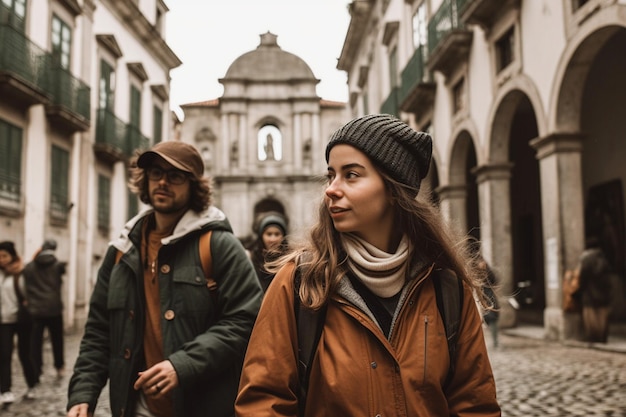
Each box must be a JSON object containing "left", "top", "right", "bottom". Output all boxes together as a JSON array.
[{"left": 178, "top": 32, "right": 348, "bottom": 242}]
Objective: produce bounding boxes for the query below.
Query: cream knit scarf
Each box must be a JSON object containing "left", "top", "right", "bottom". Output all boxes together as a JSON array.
[{"left": 341, "top": 233, "right": 409, "bottom": 298}]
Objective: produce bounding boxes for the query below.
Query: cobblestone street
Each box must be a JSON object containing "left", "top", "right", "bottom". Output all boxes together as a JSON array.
[{"left": 2, "top": 329, "right": 625, "bottom": 416}]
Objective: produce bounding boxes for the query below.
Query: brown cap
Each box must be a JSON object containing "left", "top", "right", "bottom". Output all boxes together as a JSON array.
[{"left": 137, "top": 141, "right": 204, "bottom": 178}]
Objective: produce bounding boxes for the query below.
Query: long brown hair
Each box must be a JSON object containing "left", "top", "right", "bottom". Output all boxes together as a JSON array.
[{"left": 272, "top": 171, "right": 488, "bottom": 310}]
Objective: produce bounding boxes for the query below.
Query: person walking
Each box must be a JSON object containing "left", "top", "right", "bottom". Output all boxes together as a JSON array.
[
  {"left": 236, "top": 114, "right": 500, "bottom": 416},
  {"left": 246, "top": 211, "right": 289, "bottom": 293},
  {"left": 66, "top": 140, "right": 264, "bottom": 417},
  {"left": 0, "top": 241, "right": 39, "bottom": 404},
  {"left": 23, "top": 239, "right": 67, "bottom": 381},
  {"left": 578, "top": 236, "right": 613, "bottom": 343}
]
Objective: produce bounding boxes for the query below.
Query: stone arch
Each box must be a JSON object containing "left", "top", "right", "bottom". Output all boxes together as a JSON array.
[
  {"left": 448, "top": 128, "right": 480, "bottom": 239},
  {"left": 549, "top": 7, "right": 626, "bottom": 132},
  {"left": 486, "top": 75, "right": 547, "bottom": 163}
]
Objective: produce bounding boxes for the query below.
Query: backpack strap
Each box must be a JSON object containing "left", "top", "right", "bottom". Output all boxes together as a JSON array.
[
  {"left": 198, "top": 230, "right": 217, "bottom": 304},
  {"left": 433, "top": 268, "right": 464, "bottom": 390},
  {"left": 294, "top": 264, "right": 327, "bottom": 417}
]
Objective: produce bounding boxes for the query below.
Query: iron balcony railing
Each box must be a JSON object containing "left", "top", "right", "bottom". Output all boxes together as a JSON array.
[
  {"left": 96, "top": 108, "right": 150, "bottom": 158},
  {"left": 0, "top": 23, "right": 91, "bottom": 121},
  {"left": 400, "top": 45, "right": 427, "bottom": 105},
  {"left": 46, "top": 64, "right": 91, "bottom": 121},
  {"left": 427, "top": 0, "right": 468, "bottom": 57},
  {"left": 0, "top": 23, "right": 49, "bottom": 93},
  {"left": 380, "top": 86, "right": 400, "bottom": 117}
]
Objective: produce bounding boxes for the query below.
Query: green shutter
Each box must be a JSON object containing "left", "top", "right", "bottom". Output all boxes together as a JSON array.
[
  {"left": 0, "top": 119, "right": 23, "bottom": 202},
  {"left": 153, "top": 105, "right": 163, "bottom": 144},
  {"left": 50, "top": 145, "right": 69, "bottom": 221},
  {"left": 98, "top": 174, "right": 111, "bottom": 231}
]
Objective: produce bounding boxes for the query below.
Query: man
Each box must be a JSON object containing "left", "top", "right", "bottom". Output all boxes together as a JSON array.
[
  {"left": 23, "top": 239, "right": 67, "bottom": 382},
  {"left": 67, "top": 141, "right": 263, "bottom": 417}
]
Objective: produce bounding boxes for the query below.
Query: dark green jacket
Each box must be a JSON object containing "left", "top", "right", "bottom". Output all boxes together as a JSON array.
[{"left": 67, "top": 206, "right": 263, "bottom": 417}]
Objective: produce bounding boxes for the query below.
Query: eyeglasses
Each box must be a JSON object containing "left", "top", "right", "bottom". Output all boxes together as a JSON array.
[{"left": 146, "top": 167, "right": 189, "bottom": 185}]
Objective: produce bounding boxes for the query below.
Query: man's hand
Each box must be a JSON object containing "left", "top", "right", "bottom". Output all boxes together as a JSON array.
[
  {"left": 67, "top": 403, "right": 92, "bottom": 417},
  {"left": 133, "top": 359, "right": 179, "bottom": 398}
]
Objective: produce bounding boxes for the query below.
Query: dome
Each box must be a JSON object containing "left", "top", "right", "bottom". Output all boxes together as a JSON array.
[{"left": 223, "top": 32, "right": 317, "bottom": 81}]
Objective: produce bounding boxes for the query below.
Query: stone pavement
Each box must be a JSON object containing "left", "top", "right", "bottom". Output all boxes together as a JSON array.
[{"left": 2, "top": 327, "right": 625, "bottom": 416}]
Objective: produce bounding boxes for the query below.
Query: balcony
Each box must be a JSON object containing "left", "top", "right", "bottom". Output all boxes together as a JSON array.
[
  {"left": 426, "top": 0, "right": 473, "bottom": 78},
  {"left": 399, "top": 45, "right": 436, "bottom": 119},
  {"left": 380, "top": 86, "right": 400, "bottom": 117},
  {"left": 94, "top": 109, "right": 150, "bottom": 164},
  {"left": 0, "top": 23, "right": 50, "bottom": 108},
  {"left": 44, "top": 65, "right": 91, "bottom": 133},
  {"left": 460, "top": 0, "right": 521, "bottom": 29}
]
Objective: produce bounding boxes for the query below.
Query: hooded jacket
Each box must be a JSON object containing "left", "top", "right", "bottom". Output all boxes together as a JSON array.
[
  {"left": 67, "top": 206, "right": 263, "bottom": 417},
  {"left": 23, "top": 249, "right": 66, "bottom": 317},
  {"left": 236, "top": 262, "right": 501, "bottom": 417}
]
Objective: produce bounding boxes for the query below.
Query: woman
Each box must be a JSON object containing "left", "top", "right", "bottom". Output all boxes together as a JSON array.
[
  {"left": 236, "top": 114, "right": 500, "bottom": 416},
  {"left": 0, "top": 241, "right": 39, "bottom": 404},
  {"left": 247, "top": 211, "right": 289, "bottom": 292}
]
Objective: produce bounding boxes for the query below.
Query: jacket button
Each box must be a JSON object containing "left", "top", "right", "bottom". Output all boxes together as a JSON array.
[
  {"left": 161, "top": 264, "right": 170, "bottom": 274},
  {"left": 371, "top": 361, "right": 377, "bottom": 369},
  {"left": 164, "top": 310, "right": 175, "bottom": 320},
  {"left": 195, "top": 276, "right": 202, "bottom": 283},
  {"left": 124, "top": 348, "right": 131, "bottom": 359}
]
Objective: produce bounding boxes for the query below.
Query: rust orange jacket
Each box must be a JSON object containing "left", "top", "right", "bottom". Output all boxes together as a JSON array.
[{"left": 236, "top": 262, "right": 501, "bottom": 417}]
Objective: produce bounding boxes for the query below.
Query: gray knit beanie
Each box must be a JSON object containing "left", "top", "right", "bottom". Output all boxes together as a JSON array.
[{"left": 326, "top": 114, "right": 432, "bottom": 196}]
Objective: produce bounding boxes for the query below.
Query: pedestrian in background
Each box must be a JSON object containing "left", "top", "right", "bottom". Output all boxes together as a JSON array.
[
  {"left": 578, "top": 236, "right": 613, "bottom": 343},
  {"left": 236, "top": 114, "right": 500, "bottom": 416},
  {"left": 23, "top": 238, "right": 67, "bottom": 381},
  {"left": 67, "top": 141, "right": 263, "bottom": 417},
  {"left": 246, "top": 211, "right": 289, "bottom": 293},
  {"left": 0, "top": 241, "right": 39, "bottom": 404}
]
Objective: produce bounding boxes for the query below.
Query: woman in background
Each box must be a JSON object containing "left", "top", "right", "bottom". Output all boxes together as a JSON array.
[{"left": 247, "top": 211, "right": 289, "bottom": 293}]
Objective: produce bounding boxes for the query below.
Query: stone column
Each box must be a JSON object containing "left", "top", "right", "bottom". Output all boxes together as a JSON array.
[
  {"left": 293, "top": 113, "right": 302, "bottom": 170},
  {"left": 238, "top": 113, "right": 246, "bottom": 173},
  {"left": 473, "top": 163, "right": 516, "bottom": 328},
  {"left": 220, "top": 113, "right": 229, "bottom": 171},
  {"left": 530, "top": 133, "right": 585, "bottom": 341},
  {"left": 435, "top": 184, "right": 468, "bottom": 236}
]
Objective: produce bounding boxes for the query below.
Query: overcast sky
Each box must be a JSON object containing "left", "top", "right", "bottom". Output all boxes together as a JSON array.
[{"left": 165, "top": 0, "right": 352, "bottom": 119}]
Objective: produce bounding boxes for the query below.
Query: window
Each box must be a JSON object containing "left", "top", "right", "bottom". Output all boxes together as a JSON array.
[
  {"left": 257, "top": 125, "right": 282, "bottom": 161},
  {"left": 50, "top": 145, "right": 69, "bottom": 222},
  {"left": 99, "top": 60, "right": 115, "bottom": 110},
  {"left": 412, "top": 4, "right": 427, "bottom": 49},
  {"left": 0, "top": 0, "right": 26, "bottom": 31},
  {"left": 130, "top": 85, "right": 141, "bottom": 128},
  {"left": 0, "top": 119, "right": 22, "bottom": 204},
  {"left": 452, "top": 78, "right": 465, "bottom": 114},
  {"left": 495, "top": 27, "right": 514, "bottom": 73},
  {"left": 153, "top": 105, "right": 163, "bottom": 144},
  {"left": 51, "top": 15, "right": 71, "bottom": 69},
  {"left": 97, "top": 174, "right": 111, "bottom": 232}
]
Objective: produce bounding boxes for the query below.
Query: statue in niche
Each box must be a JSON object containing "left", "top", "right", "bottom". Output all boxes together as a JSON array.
[
  {"left": 303, "top": 138, "right": 312, "bottom": 162},
  {"left": 231, "top": 140, "right": 239, "bottom": 166},
  {"left": 264, "top": 133, "right": 275, "bottom": 161}
]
